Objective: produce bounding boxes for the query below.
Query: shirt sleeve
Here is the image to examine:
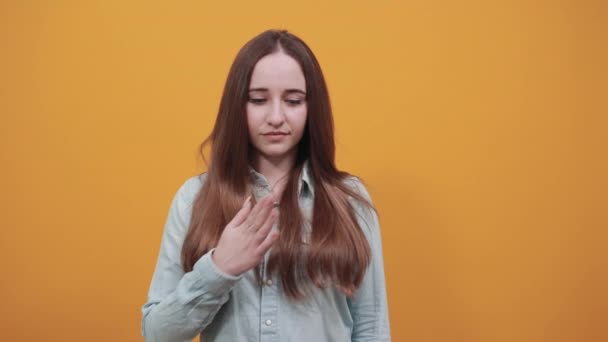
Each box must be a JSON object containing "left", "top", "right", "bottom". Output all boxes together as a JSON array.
[
  {"left": 141, "top": 174, "right": 243, "bottom": 342},
  {"left": 346, "top": 177, "right": 392, "bottom": 342}
]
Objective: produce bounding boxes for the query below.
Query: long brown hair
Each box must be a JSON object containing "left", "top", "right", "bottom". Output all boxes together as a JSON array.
[{"left": 182, "top": 29, "right": 377, "bottom": 299}]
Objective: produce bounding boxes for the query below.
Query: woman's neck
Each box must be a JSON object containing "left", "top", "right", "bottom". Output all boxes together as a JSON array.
[{"left": 252, "top": 153, "right": 296, "bottom": 196}]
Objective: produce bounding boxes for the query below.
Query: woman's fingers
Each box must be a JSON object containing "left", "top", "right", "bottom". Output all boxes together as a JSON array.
[
  {"left": 252, "top": 196, "right": 275, "bottom": 232},
  {"left": 215, "top": 194, "right": 280, "bottom": 275},
  {"left": 244, "top": 194, "right": 275, "bottom": 232},
  {"left": 255, "top": 207, "right": 278, "bottom": 243},
  {"left": 255, "top": 227, "right": 280, "bottom": 256},
  {"left": 228, "top": 195, "right": 252, "bottom": 228},
  {"left": 241, "top": 195, "right": 266, "bottom": 227}
]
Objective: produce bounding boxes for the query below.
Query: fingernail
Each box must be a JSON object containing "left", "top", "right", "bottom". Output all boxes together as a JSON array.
[{"left": 243, "top": 195, "right": 252, "bottom": 207}]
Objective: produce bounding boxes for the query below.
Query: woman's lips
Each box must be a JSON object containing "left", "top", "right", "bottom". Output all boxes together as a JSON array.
[{"left": 263, "top": 132, "right": 288, "bottom": 141}]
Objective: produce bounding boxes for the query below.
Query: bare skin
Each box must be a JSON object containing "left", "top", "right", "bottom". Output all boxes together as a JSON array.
[
  {"left": 212, "top": 50, "right": 306, "bottom": 276},
  {"left": 211, "top": 193, "right": 279, "bottom": 276}
]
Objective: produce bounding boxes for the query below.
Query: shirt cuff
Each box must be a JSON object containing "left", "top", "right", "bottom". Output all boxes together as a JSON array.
[{"left": 192, "top": 248, "right": 243, "bottom": 293}]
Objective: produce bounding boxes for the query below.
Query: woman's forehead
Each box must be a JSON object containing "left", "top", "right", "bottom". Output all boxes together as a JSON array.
[{"left": 249, "top": 52, "right": 306, "bottom": 91}]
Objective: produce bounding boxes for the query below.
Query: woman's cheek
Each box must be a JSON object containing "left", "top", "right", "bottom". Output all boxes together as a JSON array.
[
  {"left": 295, "top": 106, "right": 308, "bottom": 129},
  {"left": 246, "top": 106, "right": 266, "bottom": 128}
]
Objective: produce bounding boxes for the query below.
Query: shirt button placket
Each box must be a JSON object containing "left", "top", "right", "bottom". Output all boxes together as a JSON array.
[
  {"left": 260, "top": 258, "right": 278, "bottom": 340},
  {"left": 260, "top": 186, "right": 278, "bottom": 342}
]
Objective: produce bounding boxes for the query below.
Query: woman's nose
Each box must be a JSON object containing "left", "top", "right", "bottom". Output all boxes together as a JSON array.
[{"left": 266, "top": 100, "right": 285, "bottom": 125}]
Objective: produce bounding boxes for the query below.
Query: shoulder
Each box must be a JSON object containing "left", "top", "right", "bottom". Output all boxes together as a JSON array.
[
  {"left": 341, "top": 174, "right": 380, "bottom": 231},
  {"left": 342, "top": 174, "right": 373, "bottom": 203},
  {"left": 173, "top": 172, "right": 209, "bottom": 207},
  {"left": 342, "top": 174, "right": 377, "bottom": 220}
]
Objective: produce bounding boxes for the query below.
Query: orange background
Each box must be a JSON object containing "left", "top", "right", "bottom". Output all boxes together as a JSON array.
[{"left": 1, "top": 1, "right": 606, "bottom": 341}]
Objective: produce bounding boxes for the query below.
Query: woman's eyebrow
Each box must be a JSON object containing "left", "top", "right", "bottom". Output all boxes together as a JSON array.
[
  {"left": 285, "top": 89, "right": 306, "bottom": 95},
  {"left": 248, "top": 87, "right": 306, "bottom": 95}
]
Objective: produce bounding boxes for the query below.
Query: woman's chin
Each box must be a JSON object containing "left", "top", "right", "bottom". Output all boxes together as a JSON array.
[{"left": 257, "top": 146, "right": 297, "bottom": 159}]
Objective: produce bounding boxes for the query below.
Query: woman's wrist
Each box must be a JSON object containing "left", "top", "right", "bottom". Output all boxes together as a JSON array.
[{"left": 210, "top": 248, "right": 239, "bottom": 276}]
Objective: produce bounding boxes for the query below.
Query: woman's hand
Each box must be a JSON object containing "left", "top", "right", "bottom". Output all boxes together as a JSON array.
[{"left": 211, "top": 194, "right": 280, "bottom": 276}]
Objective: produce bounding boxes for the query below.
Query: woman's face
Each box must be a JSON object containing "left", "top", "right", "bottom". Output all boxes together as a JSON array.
[{"left": 246, "top": 50, "right": 307, "bottom": 163}]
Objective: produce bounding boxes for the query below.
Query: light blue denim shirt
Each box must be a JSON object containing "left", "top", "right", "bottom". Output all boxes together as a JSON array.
[{"left": 141, "top": 161, "right": 391, "bottom": 341}]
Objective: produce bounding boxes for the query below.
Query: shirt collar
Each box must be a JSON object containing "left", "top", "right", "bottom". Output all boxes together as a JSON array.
[
  {"left": 248, "top": 159, "right": 314, "bottom": 198},
  {"left": 299, "top": 159, "right": 314, "bottom": 197}
]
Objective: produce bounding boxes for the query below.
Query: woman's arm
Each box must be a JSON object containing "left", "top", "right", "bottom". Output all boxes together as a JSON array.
[
  {"left": 347, "top": 177, "right": 392, "bottom": 342},
  {"left": 141, "top": 175, "right": 241, "bottom": 342}
]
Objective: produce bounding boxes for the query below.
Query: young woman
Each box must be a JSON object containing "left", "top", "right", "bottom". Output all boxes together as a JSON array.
[{"left": 141, "top": 29, "right": 391, "bottom": 342}]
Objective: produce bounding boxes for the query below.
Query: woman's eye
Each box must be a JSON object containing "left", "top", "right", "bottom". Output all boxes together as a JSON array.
[
  {"left": 248, "top": 98, "right": 267, "bottom": 104},
  {"left": 285, "top": 99, "right": 303, "bottom": 106}
]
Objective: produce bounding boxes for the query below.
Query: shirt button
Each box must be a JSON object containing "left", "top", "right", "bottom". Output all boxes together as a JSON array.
[
  {"left": 266, "top": 279, "right": 273, "bottom": 286},
  {"left": 265, "top": 319, "right": 272, "bottom": 326}
]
